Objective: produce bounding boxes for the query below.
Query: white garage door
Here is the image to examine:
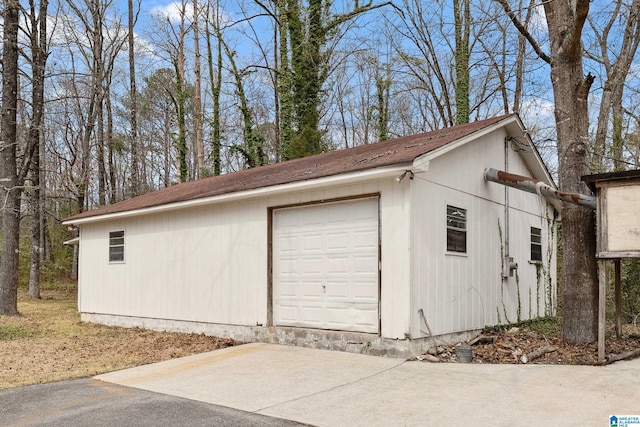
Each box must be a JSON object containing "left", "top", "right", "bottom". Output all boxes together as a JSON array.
[{"left": 273, "top": 197, "right": 380, "bottom": 333}]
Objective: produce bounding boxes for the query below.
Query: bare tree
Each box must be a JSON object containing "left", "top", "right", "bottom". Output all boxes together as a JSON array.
[
  {"left": 204, "top": 0, "right": 224, "bottom": 175},
  {"left": 128, "top": 0, "right": 141, "bottom": 194},
  {"left": 0, "top": 0, "right": 23, "bottom": 315},
  {"left": 589, "top": 0, "right": 640, "bottom": 172},
  {"left": 496, "top": 0, "right": 598, "bottom": 344},
  {"left": 193, "top": 0, "right": 206, "bottom": 177},
  {"left": 26, "top": 0, "right": 50, "bottom": 299}
]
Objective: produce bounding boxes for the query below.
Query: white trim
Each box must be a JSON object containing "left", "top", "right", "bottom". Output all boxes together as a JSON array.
[
  {"left": 64, "top": 165, "right": 410, "bottom": 226},
  {"left": 413, "top": 116, "right": 519, "bottom": 168},
  {"left": 108, "top": 229, "right": 126, "bottom": 264},
  {"left": 63, "top": 237, "right": 80, "bottom": 245}
]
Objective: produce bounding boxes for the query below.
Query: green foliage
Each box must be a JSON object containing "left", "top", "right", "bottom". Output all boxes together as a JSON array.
[
  {"left": 621, "top": 259, "right": 640, "bottom": 323},
  {"left": 483, "top": 316, "right": 561, "bottom": 338},
  {"left": 0, "top": 324, "right": 36, "bottom": 341}
]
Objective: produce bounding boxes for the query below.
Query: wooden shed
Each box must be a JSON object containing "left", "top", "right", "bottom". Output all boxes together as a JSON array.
[
  {"left": 583, "top": 170, "right": 640, "bottom": 360},
  {"left": 64, "top": 114, "right": 559, "bottom": 357}
]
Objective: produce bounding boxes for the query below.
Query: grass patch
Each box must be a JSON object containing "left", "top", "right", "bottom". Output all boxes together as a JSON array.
[
  {"left": 0, "top": 324, "right": 36, "bottom": 340},
  {"left": 484, "top": 316, "right": 561, "bottom": 338},
  {"left": 0, "top": 286, "right": 236, "bottom": 390}
]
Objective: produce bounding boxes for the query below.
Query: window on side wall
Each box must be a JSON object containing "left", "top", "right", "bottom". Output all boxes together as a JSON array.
[
  {"left": 109, "top": 230, "right": 125, "bottom": 263},
  {"left": 446, "top": 205, "right": 467, "bottom": 253},
  {"left": 530, "top": 227, "right": 542, "bottom": 262}
]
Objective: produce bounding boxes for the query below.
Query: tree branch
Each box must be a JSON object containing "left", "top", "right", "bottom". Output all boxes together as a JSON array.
[{"left": 494, "top": 0, "right": 550, "bottom": 64}]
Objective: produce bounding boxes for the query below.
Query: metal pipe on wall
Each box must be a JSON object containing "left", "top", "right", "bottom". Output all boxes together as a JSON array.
[{"left": 484, "top": 168, "right": 597, "bottom": 210}]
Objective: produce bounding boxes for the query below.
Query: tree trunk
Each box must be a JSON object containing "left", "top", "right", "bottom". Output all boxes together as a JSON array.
[
  {"left": 205, "top": 0, "right": 222, "bottom": 175},
  {"left": 26, "top": 0, "right": 48, "bottom": 299},
  {"left": 193, "top": 0, "right": 205, "bottom": 177},
  {"left": 106, "top": 85, "right": 117, "bottom": 202},
  {"left": 129, "top": 0, "right": 140, "bottom": 195},
  {"left": 29, "top": 150, "right": 42, "bottom": 300},
  {"left": 454, "top": 0, "right": 470, "bottom": 124},
  {"left": 0, "top": 0, "right": 21, "bottom": 315},
  {"left": 544, "top": 0, "right": 598, "bottom": 344}
]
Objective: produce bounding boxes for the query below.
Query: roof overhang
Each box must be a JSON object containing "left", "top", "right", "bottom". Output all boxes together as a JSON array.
[
  {"left": 63, "top": 164, "right": 411, "bottom": 226},
  {"left": 412, "top": 114, "right": 561, "bottom": 212}
]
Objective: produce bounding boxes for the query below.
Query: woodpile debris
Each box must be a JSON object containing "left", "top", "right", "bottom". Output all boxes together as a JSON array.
[{"left": 415, "top": 327, "right": 640, "bottom": 365}]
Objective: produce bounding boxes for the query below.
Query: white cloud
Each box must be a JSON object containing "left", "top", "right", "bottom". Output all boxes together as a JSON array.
[{"left": 150, "top": 1, "right": 194, "bottom": 24}]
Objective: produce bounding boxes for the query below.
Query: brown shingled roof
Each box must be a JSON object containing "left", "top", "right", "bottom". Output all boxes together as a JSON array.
[{"left": 65, "top": 114, "right": 515, "bottom": 222}]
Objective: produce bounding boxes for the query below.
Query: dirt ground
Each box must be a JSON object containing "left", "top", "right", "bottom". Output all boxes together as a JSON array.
[
  {"left": 0, "top": 288, "right": 236, "bottom": 390},
  {"left": 424, "top": 325, "right": 640, "bottom": 365}
]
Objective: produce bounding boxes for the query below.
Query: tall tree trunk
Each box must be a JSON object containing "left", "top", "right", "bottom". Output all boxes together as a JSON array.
[
  {"left": 375, "top": 60, "right": 391, "bottom": 141},
  {"left": 543, "top": 0, "right": 598, "bottom": 344},
  {"left": 513, "top": 0, "right": 534, "bottom": 113},
  {"left": 205, "top": 0, "right": 222, "bottom": 175},
  {"left": 29, "top": 145, "right": 42, "bottom": 299},
  {"left": 27, "top": 0, "right": 49, "bottom": 299},
  {"left": 497, "top": 0, "right": 600, "bottom": 344},
  {"left": 128, "top": 0, "right": 140, "bottom": 195},
  {"left": 171, "top": 2, "right": 189, "bottom": 183},
  {"left": 611, "top": 85, "right": 626, "bottom": 171},
  {"left": 193, "top": 0, "right": 205, "bottom": 177},
  {"left": 106, "top": 85, "right": 117, "bottom": 202},
  {"left": 277, "top": 0, "right": 293, "bottom": 160},
  {"left": 0, "top": 0, "right": 22, "bottom": 315},
  {"left": 454, "top": 0, "right": 470, "bottom": 124},
  {"left": 97, "top": 97, "right": 107, "bottom": 206},
  {"left": 223, "top": 43, "right": 266, "bottom": 168}
]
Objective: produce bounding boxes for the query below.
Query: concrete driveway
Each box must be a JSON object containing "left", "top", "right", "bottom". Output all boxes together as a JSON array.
[{"left": 95, "top": 342, "right": 640, "bottom": 426}]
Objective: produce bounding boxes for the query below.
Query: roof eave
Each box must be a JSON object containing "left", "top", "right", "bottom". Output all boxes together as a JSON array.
[{"left": 63, "top": 164, "right": 412, "bottom": 226}]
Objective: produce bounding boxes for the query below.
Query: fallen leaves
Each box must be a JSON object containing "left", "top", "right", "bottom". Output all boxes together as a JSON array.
[
  {"left": 0, "top": 288, "right": 237, "bottom": 390},
  {"left": 419, "top": 327, "right": 640, "bottom": 365}
]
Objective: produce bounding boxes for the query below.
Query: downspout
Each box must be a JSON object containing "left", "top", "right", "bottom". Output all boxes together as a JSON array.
[{"left": 503, "top": 138, "right": 517, "bottom": 278}]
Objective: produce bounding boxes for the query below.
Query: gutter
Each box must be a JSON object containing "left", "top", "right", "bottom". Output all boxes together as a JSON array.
[{"left": 64, "top": 164, "right": 411, "bottom": 226}]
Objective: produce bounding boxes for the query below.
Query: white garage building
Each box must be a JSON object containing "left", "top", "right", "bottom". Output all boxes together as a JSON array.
[{"left": 64, "top": 114, "right": 558, "bottom": 357}]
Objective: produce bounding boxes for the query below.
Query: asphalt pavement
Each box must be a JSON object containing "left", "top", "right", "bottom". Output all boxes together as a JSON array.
[
  {"left": 0, "top": 378, "right": 304, "bottom": 427},
  {"left": 3, "top": 342, "right": 640, "bottom": 426}
]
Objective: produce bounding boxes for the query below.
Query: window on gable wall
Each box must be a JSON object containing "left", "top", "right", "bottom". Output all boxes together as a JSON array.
[
  {"left": 446, "top": 205, "right": 467, "bottom": 253},
  {"left": 109, "top": 230, "right": 125, "bottom": 262},
  {"left": 530, "top": 227, "right": 542, "bottom": 262}
]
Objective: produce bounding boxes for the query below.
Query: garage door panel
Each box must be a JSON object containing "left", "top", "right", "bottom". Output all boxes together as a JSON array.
[
  {"left": 300, "top": 282, "right": 323, "bottom": 298},
  {"left": 273, "top": 198, "right": 379, "bottom": 333},
  {"left": 302, "top": 233, "right": 323, "bottom": 251}
]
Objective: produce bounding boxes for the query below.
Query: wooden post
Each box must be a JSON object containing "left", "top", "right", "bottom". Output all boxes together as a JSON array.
[
  {"left": 598, "top": 259, "right": 607, "bottom": 362},
  {"left": 614, "top": 259, "right": 622, "bottom": 338}
]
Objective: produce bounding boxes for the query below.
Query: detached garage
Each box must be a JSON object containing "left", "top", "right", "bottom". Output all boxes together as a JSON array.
[{"left": 64, "top": 114, "right": 558, "bottom": 357}]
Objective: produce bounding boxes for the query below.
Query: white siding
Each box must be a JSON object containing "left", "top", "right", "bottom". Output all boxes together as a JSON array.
[
  {"left": 409, "top": 129, "right": 557, "bottom": 337},
  {"left": 78, "top": 200, "right": 267, "bottom": 326},
  {"left": 78, "top": 179, "right": 411, "bottom": 339}
]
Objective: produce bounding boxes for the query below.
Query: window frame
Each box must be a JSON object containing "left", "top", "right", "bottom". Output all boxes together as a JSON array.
[
  {"left": 109, "top": 230, "right": 125, "bottom": 263},
  {"left": 530, "top": 226, "right": 542, "bottom": 262},
  {"left": 446, "top": 205, "right": 467, "bottom": 254}
]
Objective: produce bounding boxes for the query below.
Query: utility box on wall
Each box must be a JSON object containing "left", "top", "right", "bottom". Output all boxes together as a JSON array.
[{"left": 583, "top": 170, "right": 640, "bottom": 259}]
